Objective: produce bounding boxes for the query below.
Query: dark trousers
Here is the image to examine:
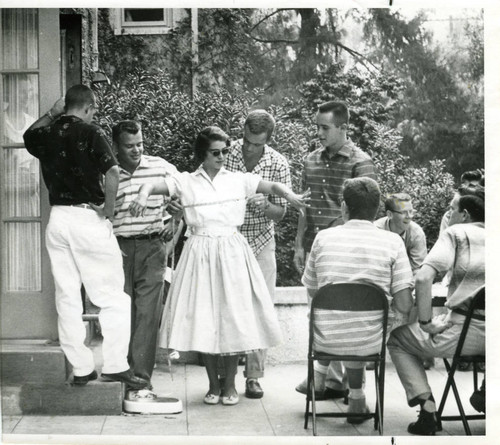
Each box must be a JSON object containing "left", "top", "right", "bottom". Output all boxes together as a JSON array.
[{"left": 118, "top": 236, "right": 166, "bottom": 384}]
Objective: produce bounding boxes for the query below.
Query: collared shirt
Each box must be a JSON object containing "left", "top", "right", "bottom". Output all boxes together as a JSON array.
[
  {"left": 302, "top": 219, "right": 413, "bottom": 298},
  {"left": 113, "top": 155, "right": 178, "bottom": 237},
  {"left": 302, "top": 139, "right": 377, "bottom": 252},
  {"left": 424, "top": 222, "right": 485, "bottom": 310},
  {"left": 224, "top": 140, "right": 292, "bottom": 255},
  {"left": 165, "top": 167, "right": 261, "bottom": 228},
  {"left": 302, "top": 219, "right": 413, "bottom": 355},
  {"left": 23, "top": 115, "right": 117, "bottom": 206},
  {"left": 374, "top": 217, "right": 427, "bottom": 275}
]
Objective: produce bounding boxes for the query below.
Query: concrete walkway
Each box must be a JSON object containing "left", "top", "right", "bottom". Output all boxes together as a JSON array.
[{"left": 1, "top": 360, "right": 485, "bottom": 444}]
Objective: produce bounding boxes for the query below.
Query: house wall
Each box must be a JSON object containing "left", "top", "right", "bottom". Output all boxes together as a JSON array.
[{"left": 97, "top": 9, "right": 189, "bottom": 84}]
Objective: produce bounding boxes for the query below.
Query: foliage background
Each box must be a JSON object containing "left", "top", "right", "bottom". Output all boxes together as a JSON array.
[{"left": 95, "top": 8, "right": 480, "bottom": 285}]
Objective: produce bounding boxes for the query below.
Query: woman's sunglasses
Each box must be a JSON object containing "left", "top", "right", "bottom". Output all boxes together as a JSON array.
[{"left": 208, "top": 148, "right": 229, "bottom": 157}]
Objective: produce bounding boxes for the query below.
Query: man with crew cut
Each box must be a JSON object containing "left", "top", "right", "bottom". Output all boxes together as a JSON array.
[{"left": 294, "top": 100, "right": 377, "bottom": 401}]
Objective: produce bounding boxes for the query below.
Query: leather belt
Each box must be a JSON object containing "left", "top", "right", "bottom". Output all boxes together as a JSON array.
[
  {"left": 69, "top": 203, "right": 93, "bottom": 210},
  {"left": 117, "top": 233, "right": 161, "bottom": 240}
]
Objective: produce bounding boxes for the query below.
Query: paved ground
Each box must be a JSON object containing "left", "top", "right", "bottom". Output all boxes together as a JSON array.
[{"left": 1, "top": 359, "right": 485, "bottom": 444}]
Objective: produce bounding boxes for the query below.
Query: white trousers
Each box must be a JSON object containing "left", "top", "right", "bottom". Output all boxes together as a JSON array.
[{"left": 46, "top": 206, "right": 131, "bottom": 376}]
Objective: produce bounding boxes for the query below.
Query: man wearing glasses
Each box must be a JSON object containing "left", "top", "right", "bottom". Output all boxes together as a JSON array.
[{"left": 374, "top": 193, "right": 427, "bottom": 276}]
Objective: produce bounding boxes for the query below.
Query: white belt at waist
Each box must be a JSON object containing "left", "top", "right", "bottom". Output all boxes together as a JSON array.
[{"left": 191, "top": 226, "right": 239, "bottom": 237}]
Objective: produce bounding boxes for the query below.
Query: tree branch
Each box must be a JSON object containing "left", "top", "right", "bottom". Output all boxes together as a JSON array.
[
  {"left": 248, "top": 35, "right": 298, "bottom": 44},
  {"left": 248, "top": 8, "right": 295, "bottom": 34}
]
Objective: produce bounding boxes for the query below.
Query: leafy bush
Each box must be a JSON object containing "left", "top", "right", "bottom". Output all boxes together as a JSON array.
[{"left": 94, "top": 70, "right": 257, "bottom": 173}]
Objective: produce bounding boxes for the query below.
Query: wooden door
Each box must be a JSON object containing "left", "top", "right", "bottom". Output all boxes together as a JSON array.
[{"left": 1, "top": 8, "right": 61, "bottom": 339}]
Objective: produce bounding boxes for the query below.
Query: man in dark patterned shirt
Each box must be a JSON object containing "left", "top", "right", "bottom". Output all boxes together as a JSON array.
[
  {"left": 225, "top": 109, "right": 292, "bottom": 399},
  {"left": 294, "top": 101, "right": 377, "bottom": 401},
  {"left": 23, "top": 85, "right": 147, "bottom": 390}
]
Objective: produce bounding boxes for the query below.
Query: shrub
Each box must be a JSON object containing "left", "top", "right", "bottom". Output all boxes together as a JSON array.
[{"left": 94, "top": 69, "right": 258, "bottom": 173}]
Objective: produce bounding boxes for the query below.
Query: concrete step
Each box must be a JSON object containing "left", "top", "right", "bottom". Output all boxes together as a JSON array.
[
  {"left": 1, "top": 339, "right": 68, "bottom": 384},
  {"left": 1, "top": 339, "right": 123, "bottom": 415},
  {"left": 2, "top": 380, "right": 123, "bottom": 415}
]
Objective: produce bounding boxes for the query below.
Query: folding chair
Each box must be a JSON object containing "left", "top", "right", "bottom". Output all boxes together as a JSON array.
[
  {"left": 436, "top": 286, "right": 485, "bottom": 435},
  {"left": 304, "top": 282, "right": 389, "bottom": 436}
]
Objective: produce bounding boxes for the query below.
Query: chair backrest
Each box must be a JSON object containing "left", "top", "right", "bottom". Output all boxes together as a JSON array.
[
  {"left": 454, "top": 286, "right": 485, "bottom": 359},
  {"left": 469, "top": 286, "right": 485, "bottom": 311},
  {"left": 309, "top": 282, "right": 388, "bottom": 358},
  {"left": 312, "top": 282, "right": 388, "bottom": 311}
]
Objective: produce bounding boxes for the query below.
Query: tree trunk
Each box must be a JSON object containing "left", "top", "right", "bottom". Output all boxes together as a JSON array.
[{"left": 295, "top": 9, "right": 321, "bottom": 82}]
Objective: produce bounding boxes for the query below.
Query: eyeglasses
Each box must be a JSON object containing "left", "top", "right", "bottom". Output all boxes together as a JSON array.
[
  {"left": 208, "top": 148, "right": 229, "bottom": 157},
  {"left": 391, "top": 210, "right": 414, "bottom": 217}
]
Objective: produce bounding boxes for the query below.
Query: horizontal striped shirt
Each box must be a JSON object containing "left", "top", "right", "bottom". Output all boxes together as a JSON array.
[
  {"left": 225, "top": 140, "right": 291, "bottom": 255},
  {"left": 302, "top": 140, "right": 377, "bottom": 252},
  {"left": 302, "top": 219, "right": 413, "bottom": 355},
  {"left": 113, "top": 155, "right": 178, "bottom": 237},
  {"left": 313, "top": 309, "right": 386, "bottom": 356}
]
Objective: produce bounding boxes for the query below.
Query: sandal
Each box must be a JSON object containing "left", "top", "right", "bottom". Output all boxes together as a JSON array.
[
  {"left": 203, "top": 391, "right": 220, "bottom": 405},
  {"left": 221, "top": 392, "right": 239, "bottom": 406}
]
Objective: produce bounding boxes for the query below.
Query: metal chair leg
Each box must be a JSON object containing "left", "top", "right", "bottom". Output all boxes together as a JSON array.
[
  {"left": 304, "top": 359, "right": 312, "bottom": 429},
  {"left": 448, "top": 370, "right": 472, "bottom": 435}
]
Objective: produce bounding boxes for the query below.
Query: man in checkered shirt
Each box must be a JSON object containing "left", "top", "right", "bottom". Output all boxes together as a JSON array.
[{"left": 225, "top": 109, "right": 292, "bottom": 400}]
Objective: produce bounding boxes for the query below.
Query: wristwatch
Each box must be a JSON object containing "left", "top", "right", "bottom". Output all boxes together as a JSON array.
[{"left": 418, "top": 319, "right": 432, "bottom": 325}]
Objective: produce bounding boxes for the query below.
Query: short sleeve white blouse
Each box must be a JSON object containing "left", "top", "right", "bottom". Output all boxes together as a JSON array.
[{"left": 165, "top": 167, "right": 261, "bottom": 228}]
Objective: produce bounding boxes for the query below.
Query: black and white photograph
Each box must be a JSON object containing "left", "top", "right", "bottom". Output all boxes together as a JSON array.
[{"left": 0, "top": 1, "right": 498, "bottom": 444}]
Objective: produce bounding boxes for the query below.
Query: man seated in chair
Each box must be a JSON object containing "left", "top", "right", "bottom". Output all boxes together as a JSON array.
[
  {"left": 387, "top": 192, "right": 485, "bottom": 435},
  {"left": 302, "top": 177, "right": 414, "bottom": 423},
  {"left": 374, "top": 193, "right": 427, "bottom": 276}
]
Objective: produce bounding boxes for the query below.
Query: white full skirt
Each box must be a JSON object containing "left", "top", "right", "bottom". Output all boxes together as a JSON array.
[{"left": 158, "top": 229, "right": 282, "bottom": 354}]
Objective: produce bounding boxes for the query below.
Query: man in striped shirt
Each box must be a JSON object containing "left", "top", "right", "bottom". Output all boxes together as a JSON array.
[
  {"left": 302, "top": 177, "right": 413, "bottom": 421},
  {"left": 112, "top": 120, "right": 178, "bottom": 393},
  {"left": 294, "top": 101, "right": 378, "bottom": 401}
]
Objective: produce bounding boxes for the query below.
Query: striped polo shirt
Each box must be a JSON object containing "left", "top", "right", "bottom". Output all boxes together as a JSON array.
[
  {"left": 302, "top": 140, "right": 377, "bottom": 252},
  {"left": 302, "top": 219, "right": 413, "bottom": 355},
  {"left": 113, "top": 155, "right": 178, "bottom": 237}
]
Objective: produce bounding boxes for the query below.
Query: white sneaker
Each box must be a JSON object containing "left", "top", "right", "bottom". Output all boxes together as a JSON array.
[
  {"left": 124, "top": 390, "right": 183, "bottom": 414},
  {"left": 126, "top": 389, "right": 157, "bottom": 402}
]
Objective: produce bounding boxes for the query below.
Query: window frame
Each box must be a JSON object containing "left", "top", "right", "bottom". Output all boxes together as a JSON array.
[{"left": 113, "top": 8, "right": 178, "bottom": 35}]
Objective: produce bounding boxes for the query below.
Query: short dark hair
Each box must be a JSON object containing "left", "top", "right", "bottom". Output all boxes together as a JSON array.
[
  {"left": 112, "top": 120, "right": 141, "bottom": 144},
  {"left": 458, "top": 184, "right": 485, "bottom": 201},
  {"left": 385, "top": 192, "right": 412, "bottom": 212},
  {"left": 460, "top": 169, "right": 483, "bottom": 184},
  {"left": 194, "top": 126, "right": 230, "bottom": 163},
  {"left": 318, "top": 101, "right": 349, "bottom": 125},
  {"left": 244, "top": 110, "right": 275, "bottom": 141},
  {"left": 65, "top": 84, "right": 95, "bottom": 111},
  {"left": 458, "top": 195, "right": 484, "bottom": 222},
  {"left": 342, "top": 177, "right": 380, "bottom": 221}
]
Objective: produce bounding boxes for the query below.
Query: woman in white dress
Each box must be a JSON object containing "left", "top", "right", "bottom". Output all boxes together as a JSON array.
[{"left": 130, "top": 126, "right": 309, "bottom": 406}]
